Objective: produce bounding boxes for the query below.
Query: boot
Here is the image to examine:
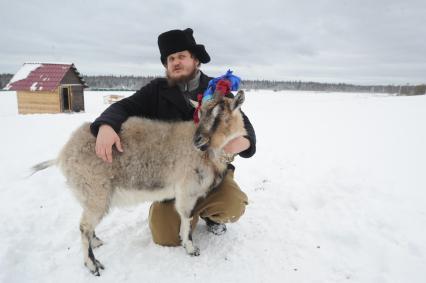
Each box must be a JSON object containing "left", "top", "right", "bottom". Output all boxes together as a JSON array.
[{"left": 205, "top": 218, "right": 227, "bottom": 235}]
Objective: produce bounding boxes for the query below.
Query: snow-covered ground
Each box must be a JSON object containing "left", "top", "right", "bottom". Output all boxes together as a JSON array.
[{"left": 0, "top": 90, "right": 425, "bottom": 283}]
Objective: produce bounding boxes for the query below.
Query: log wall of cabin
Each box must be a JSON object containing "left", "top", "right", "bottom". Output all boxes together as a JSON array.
[{"left": 17, "top": 89, "right": 60, "bottom": 114}]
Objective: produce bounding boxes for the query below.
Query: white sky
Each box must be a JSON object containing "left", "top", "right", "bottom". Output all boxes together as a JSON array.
[{"left": 1, "top": 0, "right": 425, "bottom": 85}]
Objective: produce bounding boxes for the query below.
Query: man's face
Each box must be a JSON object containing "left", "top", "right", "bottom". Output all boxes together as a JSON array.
[{"left": 165, "top": 50, "right": 199, "bottom": 83}]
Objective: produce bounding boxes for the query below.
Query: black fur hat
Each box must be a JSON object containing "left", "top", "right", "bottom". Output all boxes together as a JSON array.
[{"left": 158, "top": 28, "right": 210, "bottom": 65}]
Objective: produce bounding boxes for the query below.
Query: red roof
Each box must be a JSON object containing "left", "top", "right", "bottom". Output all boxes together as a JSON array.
[{"left": 6, "top": 63, "right": 87, "bottom": 92}]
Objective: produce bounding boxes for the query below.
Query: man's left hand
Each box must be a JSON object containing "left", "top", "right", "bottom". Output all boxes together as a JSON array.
[{"left": 223, "top": 136, "right": 250, "bottom": 154}]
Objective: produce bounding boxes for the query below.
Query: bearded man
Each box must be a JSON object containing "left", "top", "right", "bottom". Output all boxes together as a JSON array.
[{"left": 90, "top": 28, "right": 256, "bottom": 246}]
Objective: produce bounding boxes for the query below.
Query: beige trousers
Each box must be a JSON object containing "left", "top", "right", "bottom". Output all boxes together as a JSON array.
[{"left": 148, "top": 169, "right": 248, "bottom": 246}]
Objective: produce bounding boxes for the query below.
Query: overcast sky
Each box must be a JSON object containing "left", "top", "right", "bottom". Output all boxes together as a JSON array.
[{"left": 1, "top": 0, "right": 425, "bottom": 85}]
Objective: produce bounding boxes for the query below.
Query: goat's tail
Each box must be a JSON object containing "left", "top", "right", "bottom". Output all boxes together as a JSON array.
[{"left": 29, "top": 159, "right": 57, "bottom": 176}]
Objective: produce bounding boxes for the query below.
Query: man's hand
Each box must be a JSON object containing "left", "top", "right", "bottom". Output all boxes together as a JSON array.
[
  {"left": 95, "top": 124, "right": 124, "bottom": 163},
  {"left": 223, "top": 136, "right": 250, "bottom": 155}
]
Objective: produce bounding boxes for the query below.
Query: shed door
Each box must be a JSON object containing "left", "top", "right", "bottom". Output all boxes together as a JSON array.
[{"left": 61, "top": 87, "right": 71, "bottom": 111}]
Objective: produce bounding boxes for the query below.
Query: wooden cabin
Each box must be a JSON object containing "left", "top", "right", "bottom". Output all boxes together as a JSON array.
[{"left": 5, "top": 63, "right": 88, "bottom": 114}]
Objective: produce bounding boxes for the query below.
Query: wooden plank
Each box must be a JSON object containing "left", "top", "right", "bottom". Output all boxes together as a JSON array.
[{"left": 17, "top": 90, "right": 61, "bottom": 114}]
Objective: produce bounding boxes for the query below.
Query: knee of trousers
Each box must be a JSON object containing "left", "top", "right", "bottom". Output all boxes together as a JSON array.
[
  {"left": 198, "top": 172, "right": 249, "bottom": 224},
  {"left": 148, "top": 201, "right": 182, "bottom": 247},
  {"left": 201, "top": 195, "right": 248, "bottom": 224}
]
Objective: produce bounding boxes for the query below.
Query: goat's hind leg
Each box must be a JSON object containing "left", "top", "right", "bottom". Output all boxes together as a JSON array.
[
  {"left": 175, "top": 193, "right": 200, "bottom": 256},
  {"left": 91, "top": 232, "right": 104, "bottom": 249},
  {"left": 80, "top": 207, "right": 107, "bottom": 276}
]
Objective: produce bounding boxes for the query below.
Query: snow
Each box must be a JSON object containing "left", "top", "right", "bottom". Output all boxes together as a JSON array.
[
  {"left": 0, "top": 90, "right": 426, "bottom": 283},
  {"left": 4, "top": 63, "right": 42, "bottom": 89},
  {"left": 20, "top": 62, "right": 73, "bottom": 66},
  {"left": 30, "top": 82, "right": 38, "bottom": 91}
]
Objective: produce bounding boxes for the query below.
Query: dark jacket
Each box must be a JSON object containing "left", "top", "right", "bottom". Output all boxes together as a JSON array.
[{"left": 90, "top": 72, "right": 256, "bottom": 158}]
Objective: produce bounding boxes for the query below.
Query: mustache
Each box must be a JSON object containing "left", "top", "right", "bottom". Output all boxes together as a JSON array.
[{"left": 165, "top": 67, "right": 199, "bottom": 86}]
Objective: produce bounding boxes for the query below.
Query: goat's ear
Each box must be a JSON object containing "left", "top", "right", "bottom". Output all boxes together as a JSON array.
[
  {"left": 189, "top": 99, "right": 198, "bottom": 108},
  {"left": 231, "top": 90, "right": 245, "bottom": 111}
]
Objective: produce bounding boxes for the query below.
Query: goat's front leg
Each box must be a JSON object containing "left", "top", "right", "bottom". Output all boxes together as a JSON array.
[{"left": 174, "top": 192, "right": 200, "bottom": 256}]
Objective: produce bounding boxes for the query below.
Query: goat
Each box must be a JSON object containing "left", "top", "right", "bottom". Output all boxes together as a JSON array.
[{"left": 31, "top": 89, "right": 247, "bottom": 276}]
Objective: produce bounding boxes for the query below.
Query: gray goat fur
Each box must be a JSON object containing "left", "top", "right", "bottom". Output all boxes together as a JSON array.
[{"left": 31, "top": 90, "right": 247, "bottom": 276}]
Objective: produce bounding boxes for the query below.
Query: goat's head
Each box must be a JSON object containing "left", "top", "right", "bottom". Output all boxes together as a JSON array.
[{"left": 193, "top": 90, "right": 247, "bottom": 152}]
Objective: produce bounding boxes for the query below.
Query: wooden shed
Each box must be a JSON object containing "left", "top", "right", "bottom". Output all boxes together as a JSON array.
[{"left": 5, "top": 63, "right": 88, "bottom": 114}]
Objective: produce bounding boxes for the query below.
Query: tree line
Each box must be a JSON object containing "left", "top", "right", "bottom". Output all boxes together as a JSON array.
[{"left": 1, "top": 73, "right": 425, "bottom": 95}]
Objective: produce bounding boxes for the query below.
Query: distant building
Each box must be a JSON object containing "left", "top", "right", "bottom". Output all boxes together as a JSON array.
[
  {"left": 4, "top": 62, "right": 88, "bottom": 114},
  {"left": 103, "top": 94, "right": 125, "bottom": 105}
]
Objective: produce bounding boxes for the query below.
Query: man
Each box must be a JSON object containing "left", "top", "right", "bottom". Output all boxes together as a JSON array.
[{"left": 90, "top": 28, "right": 256, "bottom": 246}]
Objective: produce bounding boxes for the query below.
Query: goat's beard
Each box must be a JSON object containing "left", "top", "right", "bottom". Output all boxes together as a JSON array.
[{"left": 166, "top": 67, "right": 199, "bottom": 87}]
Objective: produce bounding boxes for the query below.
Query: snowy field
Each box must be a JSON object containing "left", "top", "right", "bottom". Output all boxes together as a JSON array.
[{"left": 0, "top": 89, "right": 425, "bottom": 283}]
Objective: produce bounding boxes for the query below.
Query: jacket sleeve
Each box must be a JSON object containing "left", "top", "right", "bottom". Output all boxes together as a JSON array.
[
  {"left": 90, "top": 81, "right": 158, "bottom": 136},
  {"left": 224, "top": 92, "right": 256, "bottom": 158},
  {"left": 239, "top": 111, "right": 256, "bottom": 158}
]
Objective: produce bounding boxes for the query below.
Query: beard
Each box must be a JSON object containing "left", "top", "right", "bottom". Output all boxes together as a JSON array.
[{"left": 166, "top": 65, "right": 199, "bottom": 87}]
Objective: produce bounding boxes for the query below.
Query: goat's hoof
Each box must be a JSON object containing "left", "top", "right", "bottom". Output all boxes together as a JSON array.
[
  {"left": 85, "top": 259, "right": 105, "bottom": 276},
  {"left": 91, "top": 269, "right": 100, "bottom": 277},
  {"left": 186, "top": 246, "right": 200, "bottom": 256},
  {"left": 95, "top": 259, "right": 105, "bottom": 270},
  {"left": 190, "top": 247, "right": 200, "bottom": 256}
]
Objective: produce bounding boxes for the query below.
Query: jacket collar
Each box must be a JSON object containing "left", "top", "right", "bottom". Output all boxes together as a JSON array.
[
  {"left": 199, "top": 71, "right": 212, "bottom": 90},
  {"left": 177, "top": 70, "right": 201, "bottom": 92},
  {"left": 159, "top": 71, "right": 212, "bottom": 118}
]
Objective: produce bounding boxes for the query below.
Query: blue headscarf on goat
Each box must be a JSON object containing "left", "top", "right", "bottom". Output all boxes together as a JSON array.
[
  {"left": 202, "top": 69, "right": 241, "bottom": 102},
  {"left": 193, "top": 70, "right": 242, "bottom": 124}
]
